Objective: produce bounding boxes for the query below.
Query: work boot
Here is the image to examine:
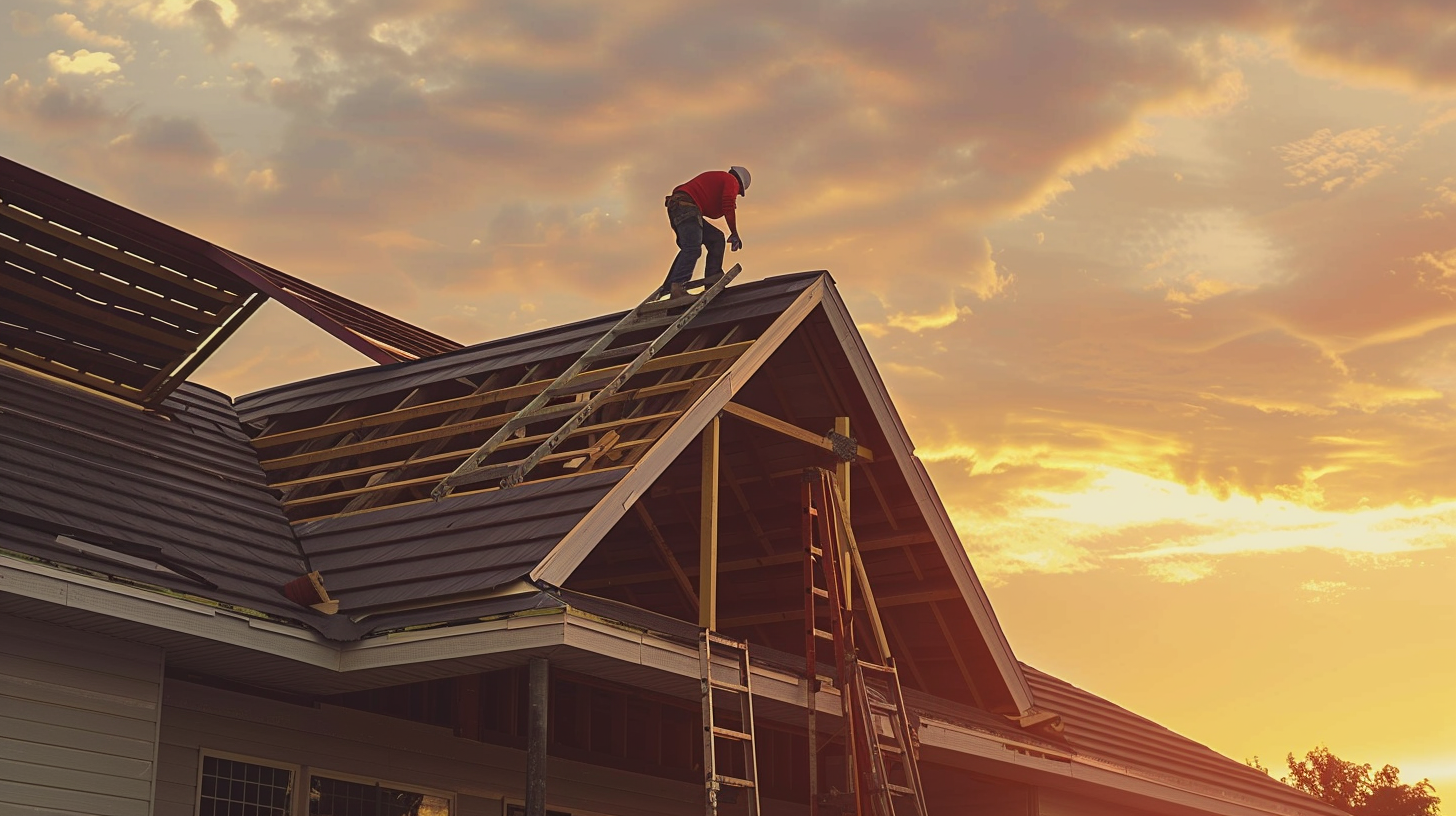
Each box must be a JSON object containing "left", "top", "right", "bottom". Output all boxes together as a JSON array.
[{"left": 669, "top": 282, "right": 688, "bottom": 299}]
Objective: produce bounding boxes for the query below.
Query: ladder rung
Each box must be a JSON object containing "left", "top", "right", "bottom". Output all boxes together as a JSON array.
[
  {"left": 868, "top": 699, "right": 899, "bottom": 713},
  {"left": 877, "top": 741, "right": 903, "bottom": 755},
  {"left": 809, "top": 586, "right": 829, "bottom": 599},
  {"left": 639, "top": 292, "right": 701, "bottom": 314},
  {"left": 807, "top": 545, "right": 823, "bottom": 556},
  {"left": 888, "top": 784, "right": 916, "bottom": 796},
  {"left": 584, "top": 340, "right": 654, "bottom": 363},
  {"left": 711, "top": 726, "right": 753, "bottom": 741},
  {"left": 712, "top": 774, "right": 756, "bottom": 789},
  {"left": 709, "top": 679, "right": 750, "bottom": 693},
  {"left": 619, "top": 312, "right": 681, "bottom": 332},
  {"left": 812, "top": 628, "right": 835, "bottom": 641}
]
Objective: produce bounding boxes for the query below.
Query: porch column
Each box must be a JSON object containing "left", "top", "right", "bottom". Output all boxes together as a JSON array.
[
  {"left": 699, "top": 415, "right": 721, "bottom": 630},
  {"left": 526, "top": 657, "right": 549, "bottom": 816}
]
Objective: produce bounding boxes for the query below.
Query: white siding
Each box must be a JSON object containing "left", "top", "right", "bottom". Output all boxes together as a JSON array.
[
  {"left": 157, "top": 680, "right": 704, "bottom": 816},
  {"left": 0, "top": 612, "right": 163, "bottom": 816}
]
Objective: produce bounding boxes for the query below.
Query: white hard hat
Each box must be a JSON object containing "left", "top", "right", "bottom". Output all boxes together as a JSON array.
[{"left": 730, "top": 165, "right": 751, "bottom": 194}]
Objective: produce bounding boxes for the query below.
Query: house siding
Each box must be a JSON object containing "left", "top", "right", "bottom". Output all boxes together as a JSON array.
[
  {"left": 157, "top": 679, "right": 716, "bottom": 816},
  {"left": 0, "top": 612, "right": 163, "bottom": 816},
  {"left": 1037, "top": 786, "right": 1166, "bottom": 816}
]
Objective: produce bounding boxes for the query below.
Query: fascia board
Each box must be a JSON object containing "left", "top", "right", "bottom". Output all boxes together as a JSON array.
[
  {"left": 0, "top": 556, "right": 341, "bottom": 670},
  {"left": 814, "top": 282, "right": 1036, "bottom": 715},
  {"left": 529, "top": 276, "right": 829, "bottom": 586}
]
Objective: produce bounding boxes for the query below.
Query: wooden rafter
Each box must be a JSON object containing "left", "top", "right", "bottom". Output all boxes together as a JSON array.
[
  {"left": 253, "top": 341, "right": 752, "bottom": 450},
  {"left": 720, "top": 401, "right": 874, "bottom": 462},
  {"left": 633, "top": 503, "right": 698, "bottom": 614}
]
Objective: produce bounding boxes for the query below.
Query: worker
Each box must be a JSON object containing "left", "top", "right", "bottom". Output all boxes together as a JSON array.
[{"left": 660, "top": 166, "right": 750, "bottom": 299}]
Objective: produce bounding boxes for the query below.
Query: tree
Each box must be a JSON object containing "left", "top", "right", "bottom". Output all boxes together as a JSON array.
[{"left": 1248, "top": 746, "right": 1441, "bottom": 816}]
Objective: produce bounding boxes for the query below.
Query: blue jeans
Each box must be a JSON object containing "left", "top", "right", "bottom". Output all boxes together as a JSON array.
[{"left": 662, "top": 194, "right": 725, "bottom": 292}]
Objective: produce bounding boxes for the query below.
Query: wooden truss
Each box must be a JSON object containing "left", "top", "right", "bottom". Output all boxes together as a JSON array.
[{"left": 250, "top": 295, "right": 770, "bottom": 523}]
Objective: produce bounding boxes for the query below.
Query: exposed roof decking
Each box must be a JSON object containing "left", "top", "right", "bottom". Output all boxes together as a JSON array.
[
  {"left": 238, "top": 274, "right": 821, "bottom": 525},
  {"left": 0, "top": 156, "right": 461, "bottom": 407},
  {"left": 0, "top": 158, "right": 262, "bottom": 405}
]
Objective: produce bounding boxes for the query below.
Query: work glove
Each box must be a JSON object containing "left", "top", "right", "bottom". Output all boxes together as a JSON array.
[{"left": 729, "top": 233, "right": 743, "bottom": 252}]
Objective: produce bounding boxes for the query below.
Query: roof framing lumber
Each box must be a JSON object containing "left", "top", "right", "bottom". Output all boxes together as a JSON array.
[
  {"left": 259, "top": 378, "right": 711, "bottom": 471},
  {"left": 282, "top": 436, "right": 656, "bottom": 509},
  {"left": 634, "top": 503, "right": 698, "bottom": 615},
  {"left": 720, "top": 400, "right": 874, "bottom": 462},
  {"left": 253, "top": 341, "right": 754, "bottom": 451}
]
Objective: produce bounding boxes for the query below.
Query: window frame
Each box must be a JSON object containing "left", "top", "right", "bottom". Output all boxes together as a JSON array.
[
  {"left": 194, "top": 749, "right": 302, "bottom": 816},
  {"left": 305, "top": 765, "right": 457, "bottom": 816}
]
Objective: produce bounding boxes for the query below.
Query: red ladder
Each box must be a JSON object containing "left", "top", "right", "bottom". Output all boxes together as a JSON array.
[{"left": 802, "top": 468, "right": 928, "bottom": 816}]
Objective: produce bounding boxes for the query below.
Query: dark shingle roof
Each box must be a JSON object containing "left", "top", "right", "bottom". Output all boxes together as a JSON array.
[
  {"left": 1023, "top": 665, "right": 1348, "bottom": 816},
  {"left": 0, "top": 364, "right": 331, "bottom": 627}
]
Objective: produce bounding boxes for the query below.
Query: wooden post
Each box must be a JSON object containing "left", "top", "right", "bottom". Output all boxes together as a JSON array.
[
  {"left": 526, "top": 657, "right": 548, "bottom": 816},
  {"left": 699, "top": 416, "right": 721, "bottom": 630},
  {"left": 835, "top": 417, "right": 852, "bottom": 604}
]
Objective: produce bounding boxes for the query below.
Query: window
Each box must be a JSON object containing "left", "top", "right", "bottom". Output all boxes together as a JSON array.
[
  {"left": 197, "top": 753, "right": 295, "bottom": 816},
  {"left": 309, "top": 773, "right": 451, "bottom": 816}
]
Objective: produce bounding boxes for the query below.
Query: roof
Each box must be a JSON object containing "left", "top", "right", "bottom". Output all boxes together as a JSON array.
[
  {"left": 0, "top": 156, "right": 460, "bottom": 406},
  {"left": 0, "top": 361, "right": 359, "bottom": 636},
  {"left": 233, "top": 273, "right": 825, "bottom": 610},
  {"left": 1022, "top": 666, "right": 1348, "bottom": 816}
]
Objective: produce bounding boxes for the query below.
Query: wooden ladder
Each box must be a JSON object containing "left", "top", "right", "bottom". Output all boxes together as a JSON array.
[
  {"left": 802, "top": 468, "right": 929, "bottom": 816},
  {"left": 700, "top": 630, "right": 762, "bottom": 816},
  {"left": 430, "top": 265, "right": 741, "bottom": 499}
]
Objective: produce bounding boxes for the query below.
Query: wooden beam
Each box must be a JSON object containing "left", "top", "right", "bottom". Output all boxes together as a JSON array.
[
  {"left": 722, "top": 459, "right": 775, "bottom": 555},
  {"left": 260, "top": 382, "right": 700, "bottom": 471},
  {"left": 719, "top": 588, "right": 963, "bottom": 629},
  {"left": 635, "top": 503, "right": 698, "bottom": 615},
  {"left": 830, "top": 473, "right": 891, "bottom": 663},
  {"left": 0, "top": 202, "right": 238, "bottom": 303},
  {"left": 273, "top": 410, "right": 672, "bottom": 489},
  {"left": 281, "top": 437, "right": 655, "bottom": 509},
  {"left": 835, "top": 416, "right": 852, "bottom": 519},
  {"left": 287, "top": 464, "right": 634, "bottom": 525},
  {"left": 721, "top": 401, "right": 873, "bottom": 462},
  {"left": 899, "top": 545, "right": 984, "bottom": 708},
  {"left": 698, "top": 416, "right": 720, "bottom": 630},
  {"left": 253, "top": 341, "right": 753, "bottom": 450}
]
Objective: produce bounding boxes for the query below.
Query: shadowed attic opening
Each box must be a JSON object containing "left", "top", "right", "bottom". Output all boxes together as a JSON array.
[{"left": 561, "top": 311, "right": 1021, "bottom": 715}]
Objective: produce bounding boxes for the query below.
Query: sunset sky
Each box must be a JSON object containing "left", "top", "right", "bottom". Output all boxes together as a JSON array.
[{"left": 3, "top": 0, "right": 1453, "bottom": 798}]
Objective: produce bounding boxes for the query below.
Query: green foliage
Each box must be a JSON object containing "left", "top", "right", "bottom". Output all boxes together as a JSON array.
[{"left": 1269, "top": 745, "right": 1441, "bottom": 816}]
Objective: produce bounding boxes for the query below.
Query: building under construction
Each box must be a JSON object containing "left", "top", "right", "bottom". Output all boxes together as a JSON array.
[{"left": 0, "top": 156, "right": 1346, "bottom": 816}]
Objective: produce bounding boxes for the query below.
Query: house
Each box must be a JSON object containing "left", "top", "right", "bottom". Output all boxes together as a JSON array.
[{"left": 0, "top": 156, "right": 1346, "bottom": 816}]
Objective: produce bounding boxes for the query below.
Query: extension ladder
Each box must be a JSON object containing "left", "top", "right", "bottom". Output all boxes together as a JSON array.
[
  {"left": 700, "top": 630, "right": 762, "bottom": 815},
  {"left": 431, "top": 265, "right": 741, "bottom": 499},
  {"left": 802, "top": 469, "right": 928, "bottom": 816}
]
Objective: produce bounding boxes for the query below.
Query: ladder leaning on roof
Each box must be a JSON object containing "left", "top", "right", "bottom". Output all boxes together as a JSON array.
[{"left": 430, "top": 264, "right": 742, "bottom": 500}]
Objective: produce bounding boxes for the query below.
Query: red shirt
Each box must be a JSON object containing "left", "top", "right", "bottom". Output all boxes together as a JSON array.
[{"left": 674, "top": 171, "right": 740, "bottom": 220}]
